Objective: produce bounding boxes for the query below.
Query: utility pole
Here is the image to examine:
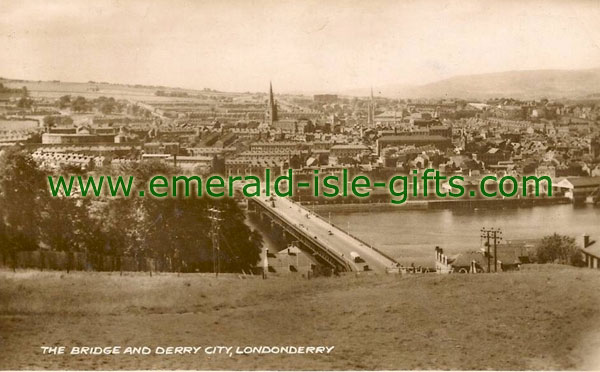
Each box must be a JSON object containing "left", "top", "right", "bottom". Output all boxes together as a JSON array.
[
  {"left": 481, "top": 227, "right": 503, "bottom": 272},
  {"left": 209, "top": 207, "right": 223, "bottom": 277},
  {"left": 262, "top": 246, "right": 268, "bottom": 279},
  {"left": 481, "top": 228, "right": 490, "bottom": 273},
  {"left": 493, "top": 228, "right": 502, "bottom": 272}
]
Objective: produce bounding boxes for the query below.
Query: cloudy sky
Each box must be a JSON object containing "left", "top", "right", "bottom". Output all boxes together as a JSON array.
[{"left": 1, "top": 0, "right": 600, "bottom": 93}]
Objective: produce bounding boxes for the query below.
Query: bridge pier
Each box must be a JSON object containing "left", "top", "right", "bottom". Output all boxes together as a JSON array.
[{"left": 271, "top": 223, "right": 287, "bottom": 245}]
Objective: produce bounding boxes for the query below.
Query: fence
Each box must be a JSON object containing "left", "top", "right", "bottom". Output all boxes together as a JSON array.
[{"left": 0, "top": 250, "right": 162, "bottom": 272}]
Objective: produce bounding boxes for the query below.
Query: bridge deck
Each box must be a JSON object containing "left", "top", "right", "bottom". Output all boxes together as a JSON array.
[{"left": 252, "top": 196, "right": 398, "bottom": 272}]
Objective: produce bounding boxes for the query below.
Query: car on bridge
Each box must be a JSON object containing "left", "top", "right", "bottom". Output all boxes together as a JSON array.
[{"left": 350, "top": 251, "right": 364, "bottom": 263}]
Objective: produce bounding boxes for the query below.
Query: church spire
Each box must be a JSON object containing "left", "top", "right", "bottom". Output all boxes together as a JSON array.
[{"left": 268, "top": 81, "right": 278, "bottom": 126}]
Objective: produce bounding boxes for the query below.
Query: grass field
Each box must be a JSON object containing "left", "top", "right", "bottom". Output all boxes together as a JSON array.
[
  {"left": 1, "top": 265, "right": 599, "bottom": 370},
  {"left": 1, "top": 79, "right": 251, "bottom": 103}
]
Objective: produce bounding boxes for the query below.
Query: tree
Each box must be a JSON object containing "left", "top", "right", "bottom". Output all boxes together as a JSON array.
[
  {"left": 17, "top": 97, "right": 33, "bottom": 109},
  {"left": 43, "top": 115, "right": 72, "bottom": 131},
  {"left": 77, "top": 199, "right": 127, "bottom": 272},
  {"left": 72, "top": 96, "right": 88, "bottom": 112},
  {"left": 100, "top": 102, "right": 114, "bottom": 115},
  {"left": 108, "top": 161, "right": 181, "bottom": 273},
  {"left": 0, "top": 148, "right": 46, "bottom": 269},
  {"left": 62, "top": 116, "right": 74, "bottom": 126},
  {"left": 40, "top": 194, "right": 90, "bottom": 273},
  {"left": 0, "top": 153, "right": 263, "bottom": 273},
  {"left": 536, "top": 233, "right": 584, "bottom": 266},
  {"left": 58, "top": 95, "right": 71, "bottom": 109},
  {"left": 115, "top": 160, "right": 262, "bottom": 273},
  {"left": 0, "top": 208, "right": 9, "bottom": 268},
  {"left": 43, "top": 116, "right": 56, "bottom": 131},
  {"left": 24, "top": 133, "right": 42, "bottom": 144},
  {"left": 215, "top": 198, "right": 262, "bottom": 273}
]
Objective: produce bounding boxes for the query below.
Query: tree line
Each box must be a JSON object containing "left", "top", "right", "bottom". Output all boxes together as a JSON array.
[{"left": 0, "top": 147, "right": 262, "bottom": 273}]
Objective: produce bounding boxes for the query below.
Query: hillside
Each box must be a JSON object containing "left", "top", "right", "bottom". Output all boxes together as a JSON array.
[
  {"left": 347, "top": 68, "right": 600, "bottom": 100},
  {"left": 0, "top": 78, "right": 233, "bottom": 103},
  {"left": 6, "top": 68, "right": 600, "bottom": 101},
  {"left": 1, "top": 266, "right": 599, "bottom": 370}
]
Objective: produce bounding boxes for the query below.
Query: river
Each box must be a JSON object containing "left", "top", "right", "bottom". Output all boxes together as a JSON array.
[{"left": 322, "top": 204, "right": 600, "bottom": 267}]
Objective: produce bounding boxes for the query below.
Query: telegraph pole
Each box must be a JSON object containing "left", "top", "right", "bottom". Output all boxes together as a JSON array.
[
  {"left": 481, "top": 227, "right": 503, "bottom": 272},
  {"left": 209, "top": 207, "right": 223, "bottom": 277},
  {"left": 493, "top": 229, "right": 502, "bottom": 272},
  {"left": 481, "top": 228, "right": 491, "bottom": 273},
  {"left": 262, "top": 246, "right": 269, "bottom": 279}
]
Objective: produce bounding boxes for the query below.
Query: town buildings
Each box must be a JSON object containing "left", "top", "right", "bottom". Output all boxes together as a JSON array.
[{"left": 1, "top": 80, "right": 599, "bottom": 204}]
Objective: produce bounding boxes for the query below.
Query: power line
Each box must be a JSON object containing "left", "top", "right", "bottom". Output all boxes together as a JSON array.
[
  {"left": 208, "top": 207, "right": 223, "bottom": 277},
  {"left": 481, "top": 227, "right": 502, "bottom": 272}
]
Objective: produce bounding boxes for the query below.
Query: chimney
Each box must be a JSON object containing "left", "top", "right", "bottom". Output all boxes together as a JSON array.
[
  {"left": 583, "top": 234, "right": 591, "bottom": 248},
  {"left": 435, "top": 246, "right": 445, "bottom": 262}
]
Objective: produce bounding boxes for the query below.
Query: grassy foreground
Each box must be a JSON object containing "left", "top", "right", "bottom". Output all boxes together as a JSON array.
[{"left": 1, "top": 266, "right": 600, "bottom": 370}]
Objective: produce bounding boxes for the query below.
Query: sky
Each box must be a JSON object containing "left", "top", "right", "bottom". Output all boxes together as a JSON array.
[{"left": 1, "top": 0, "right": 600, "bottom": 93}]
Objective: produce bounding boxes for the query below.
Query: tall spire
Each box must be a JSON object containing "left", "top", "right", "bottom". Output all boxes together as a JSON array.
[
  {"left": 368, "top": 86, "right": 375, "bottom": 127},
  {"left": 268, "top": 81, "right": 278, "bottom": 126}
]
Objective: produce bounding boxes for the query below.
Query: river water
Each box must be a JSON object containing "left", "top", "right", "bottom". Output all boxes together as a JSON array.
[{"left": 324, "top": 204, "right": 600, "bottom": 267}]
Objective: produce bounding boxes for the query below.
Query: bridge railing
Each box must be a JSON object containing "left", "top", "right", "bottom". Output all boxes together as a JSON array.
[
  {"left": 250, "top": 198, "right": 354, "bottom": 271},
  {"left": 294, "top": 199, "right": 399, "bottom": 265}
]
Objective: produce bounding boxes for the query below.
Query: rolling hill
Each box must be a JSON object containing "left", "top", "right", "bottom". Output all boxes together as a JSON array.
[{"left": 348, "top": 68, "right": 600, "bottom": 100}]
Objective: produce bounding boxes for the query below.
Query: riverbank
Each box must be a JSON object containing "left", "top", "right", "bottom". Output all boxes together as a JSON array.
[
  {"left": 1, "top": 266, "right": 599, "bottom": 370},
  {"left": 321, "top": 203, "right": 600, "bottom": 268},
  {"left": 308, "top": 196, "right": 572, "bottom": 213}
]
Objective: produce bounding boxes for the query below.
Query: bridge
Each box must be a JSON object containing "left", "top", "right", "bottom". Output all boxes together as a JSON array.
[{"left": 248, "top": 195, "right": 398, "bottom": 273}]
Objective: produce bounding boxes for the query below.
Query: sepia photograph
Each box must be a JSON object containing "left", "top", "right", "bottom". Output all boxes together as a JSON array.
[{"left": 1, "top": 0, "right": 600, "bottom": 370}]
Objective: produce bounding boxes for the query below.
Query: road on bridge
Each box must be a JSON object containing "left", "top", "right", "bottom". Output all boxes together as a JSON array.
[{"left": 254, "top": 195, "right": 398, "bottom": 273}]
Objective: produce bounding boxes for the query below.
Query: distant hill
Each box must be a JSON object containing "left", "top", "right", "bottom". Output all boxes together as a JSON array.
[
  {"left": 347, "top": 68, "right": 600, "bottom": 100},
  {"left": 5, "top": 67, "right": 600, "bottom": 101}
]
